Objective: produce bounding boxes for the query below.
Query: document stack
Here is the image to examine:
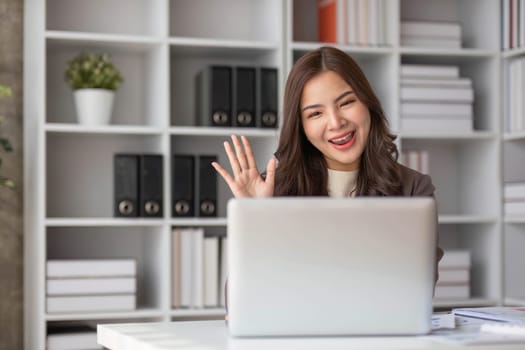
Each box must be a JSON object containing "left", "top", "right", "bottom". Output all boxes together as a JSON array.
[
  {"left": 401, "top": 21, "right": 462, "bottom": 49},
  {"left": 504, "top": 182, "right": 525, "bottom": 217},
  {"left": 505, "top": 57, "right": 525, "bottom": 132},
  {"left": 46, "top": 259, "right": 137, "bottom": 313},
  {"left": 172, "top": 228, "right": 224, "bottom": 308},
  {"left": 399, "top": 149, "right": 429, "bottom": 174},
  {"left": 435, "top": 250, "right": 471, "bottom": 300},
  {"left": 400, "top": 64, "right": 474, "bottom": 133}
]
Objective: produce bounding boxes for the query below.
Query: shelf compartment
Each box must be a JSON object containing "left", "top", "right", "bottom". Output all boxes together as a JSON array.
[
  {"left": 46, "top": 40, "right": 167, "bottom": 127},
  {"left": 401, "top": 139, "right": 500, "bottom": 217},
  {"left": 170, "top": 135, "right": 276, "bottom": 218},
  {"left": 400, "top": 55, "right": 499, "bottom": 133},
  {"left": 46, "top": 226, "right": 166, "bottom": 311},
  {"left": 169, "top": 46, "right": 281, "bottom": 127},
  {"left": 46, "top": 133, "right": 164, "bottom": 218},
  {"left": 400, "top": 0, "right": 500, "bottom": 51},
  {"left": 169, "top": 0, "right": 282, "bottom": 42},
  {"left": 46, "top": 0, "right": 165, "bottom": 36},
  {"left": 438, "top": 223, "right": 501, "bottom": 302}
]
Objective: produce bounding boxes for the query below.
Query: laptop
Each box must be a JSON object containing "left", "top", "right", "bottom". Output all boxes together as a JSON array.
[{"left": 226, "top": 197, "right": 437, "bottom": 337}]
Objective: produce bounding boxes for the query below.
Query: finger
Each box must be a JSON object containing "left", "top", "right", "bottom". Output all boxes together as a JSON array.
[
  {"left": 231, "top": 135, "right": 249, "bottom": 170},
  {"left": 223, "top": 141, "right": 241, "bottom": 176},
  {"left": 211, "top": 161, "right": 237, "bottom": 190},
  {"left": 241, "top": 135, "right": 257, "bottom": 170},
  {"left": 265, "top": 157, "right": 277, "bottom": 191}
]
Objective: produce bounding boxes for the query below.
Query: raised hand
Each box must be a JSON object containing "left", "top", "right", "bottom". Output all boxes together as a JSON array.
[{"left": 211, "top": 135, "right": 277, "bottom": 198}]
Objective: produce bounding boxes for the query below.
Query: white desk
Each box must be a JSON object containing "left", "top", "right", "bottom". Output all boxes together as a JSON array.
[{"left": 98, "top": 320, "right": 525, "bottom": 350}]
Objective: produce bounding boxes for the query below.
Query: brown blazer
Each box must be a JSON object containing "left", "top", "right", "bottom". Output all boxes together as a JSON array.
[{"left": 397, "top": 164, "right": 444, "bottom": 283}]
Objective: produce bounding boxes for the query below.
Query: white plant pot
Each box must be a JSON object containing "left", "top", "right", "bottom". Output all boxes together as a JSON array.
[{"left": 74, "top": 89, "right": 115, "bottom": 125}]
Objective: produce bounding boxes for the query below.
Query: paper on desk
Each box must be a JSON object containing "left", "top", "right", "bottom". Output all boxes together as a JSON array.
[{"left": 431, "top": 313, "right": 455, "bottom": 330}]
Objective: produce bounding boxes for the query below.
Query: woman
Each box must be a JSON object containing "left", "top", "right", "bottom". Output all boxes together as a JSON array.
[{"left": 212, "top": 46, "right": 443, "bottom": 274}]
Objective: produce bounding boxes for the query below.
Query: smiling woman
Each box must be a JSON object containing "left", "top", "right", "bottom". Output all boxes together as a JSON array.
[{"left": 211, "top": 46, "right": 443, "bottom": 288}]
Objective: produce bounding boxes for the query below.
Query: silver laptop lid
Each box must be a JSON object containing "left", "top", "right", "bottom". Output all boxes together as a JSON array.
[{"left": 227, "top": 197, "right": 437, "bottom": 337}]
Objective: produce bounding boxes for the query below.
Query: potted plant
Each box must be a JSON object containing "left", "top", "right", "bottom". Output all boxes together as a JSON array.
[
  {"left": 0, "top": 84, "right": 14, "bottom": 189},
  {"left": 65, "top": 52, "right": 123, "bottom": 125}
]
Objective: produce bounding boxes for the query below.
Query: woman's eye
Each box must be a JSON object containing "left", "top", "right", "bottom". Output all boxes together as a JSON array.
[
  {"left": 340, "top": 99, "right": 354, "bottom": 107},
  {"left": 306, "top": 111, "right": 322, "bottom": 119}
]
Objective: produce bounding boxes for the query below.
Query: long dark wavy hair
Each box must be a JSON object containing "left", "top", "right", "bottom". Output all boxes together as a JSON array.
[{"left": 273, "top": 46, "right": 402, "bottom": 196}]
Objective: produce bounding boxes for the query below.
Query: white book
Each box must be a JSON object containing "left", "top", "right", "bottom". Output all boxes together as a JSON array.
[
  {"left": 504, "top": 201, "right": 525, "bottom": 215},
  {"left": 401, "top": 21, "right": 461, "bottom": 38},
  {"left": 219, "top": 237, "right": 228, "bottom": 308},
  {"left": 420, "top": 150, "right": 429, "bottom": 175},
  {"left": 434, "top": 284, "right": 470, "bottom": 299},
  {"left": 401, "top": 102, "right": 473, "bottom": 119},
  {"left": 440, "top": 250, "right": 471, "bottom": 269},
  {"left": 401, "top": 77, "right": 472, "bottom": 88},
  {"left": 401, "top": 118, "right": 472, "bottom": 133},
  {"left": 513, "top": 0, "right": 519, "bottom": 48},
  {"left": 47, "top": 259, "right": 136, "bottom": 278},
  {"left": 504, "top": 0, "right": 510, "bottom": 49},
  {"left": 401, "top": 36, "right": 461, "bottom": 49},
  {"left": 172, "top": 228, "right": 182, "bottom": 308},
  {"left": 357, "top": 0, "right": 368, "bottom": 45},
  {"left": 367, "top": 0, "right": 378, "bottom": 45},
  {"left": 401, "top": 64, "right": 459, "bottom": 79},
  {"left": 337, "top": 0, "right": 347, "bottom": 44},
  {"left": 47, "top": 277, "right": 136, "bottom": 296},
  {"left": 192, "top": 228, "right": 205, "bottom": 308},
  {"left": 179, "top": 228, "right": 193, "bottom": 308},
  {"left": 204, "top": 236, "right": 219, "bottom": 307},
  {"left": 346, "top": 0, "right": 358, "bottom": 44},
  {"left": 436, "top": 269, "right": 470, "bottom": 285},
  {"left": 504, "top": 182, "right": 525, "bottom": 200},
  {"left": 401, "top": 86, "right": 474, "bottom": 102},
  {"left": 47, "top": 330, "right": 100, "bottom": 350},
  {"left": 46, "top": 294, "right": 136, "bottom": 313}
]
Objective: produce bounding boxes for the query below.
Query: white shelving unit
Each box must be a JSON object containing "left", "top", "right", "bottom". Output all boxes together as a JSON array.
[
  {"left": 24, "top": 1, "right": 283, "bottom": 349},
  {"left": 23, "top": 0, "right": 521, "bottom": 349}
]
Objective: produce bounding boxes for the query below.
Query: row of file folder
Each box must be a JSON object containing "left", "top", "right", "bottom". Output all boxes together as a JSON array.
[
  {"left": 196, "top": 65, "right": 278, "bottom": 128},
  {"left": 114, "top": 154, "right": 218, "bottom": 218}
]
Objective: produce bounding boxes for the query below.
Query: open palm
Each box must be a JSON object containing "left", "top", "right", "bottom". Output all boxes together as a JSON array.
[{"left": 211, "top": 135, "right": 276, "bottom": 198}]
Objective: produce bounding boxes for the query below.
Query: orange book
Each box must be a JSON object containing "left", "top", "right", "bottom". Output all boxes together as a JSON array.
[{"left": 318, "top": 0, "right": 337, "bottom": 43}]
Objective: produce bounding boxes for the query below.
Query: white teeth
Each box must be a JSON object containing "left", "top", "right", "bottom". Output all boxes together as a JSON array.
[{"left": 330, "top": 132, "right": 354, "bottom": 144}]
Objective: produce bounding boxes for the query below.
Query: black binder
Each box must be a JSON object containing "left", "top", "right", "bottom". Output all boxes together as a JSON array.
[
  {"left": 114, "top": 154, "right": 139, "bottom": 217},
  {"left": 197, "top": 155, "right": 218, "bottom": 217},
  {"left": 234, "top": 66, "right": 256, "bottom": 127},
  {"left": 197, "top": 66, "right": 232, "bottom": 127},
  {"left": 258, "top": 67, "right": 278, "bottom": 128},
  {"left": 172, "top": 155, "right": 195, "bottom": 217},
  {"left": 139, "top": 154, "right": 163, "bottom": 217}
]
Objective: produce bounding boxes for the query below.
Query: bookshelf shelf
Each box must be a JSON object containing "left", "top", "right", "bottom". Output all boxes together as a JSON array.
[
  {"left": 169, "top": 218, "right": 228, "bottom": 227},
  {"left": 169, "top": 308, "right": 226, "bottom": 318},
  {"left": 45, "top": 308, "right": 165, "bottom": 322},
  {"left": 438, "top": 215, "right": 498, "bottom": 225},
  {"left": 504, "top": 218, "right": 525, "bottom": 224},
  {"left": 400, "top": 131, "right": 497, "bottom": 141},
  {"left": 45, "top": 218, "right": 166, "bottom": 228},
  {"left": 45, "top": 123, "right": 164, "bottom": 135},
  {"left": 46, "top": 30, "right": 162, "bottom": 47},
  {"left": 168, "top": 126, "right": 279, "bottom": 138},
  {"left": 502, "top": 48, "right": 525, "bottom": 59},
  {"left": 399, "top": 47, "right": 498, "bottom": 58},
  {"left": 503, "top": 131, "right": 525, "bottom": 141},
  {"left": 433, "top": 298, "right": 498, "bottom": 309},
  {"left": 504, "top": 298, "right": 525, "bottom": 306}
]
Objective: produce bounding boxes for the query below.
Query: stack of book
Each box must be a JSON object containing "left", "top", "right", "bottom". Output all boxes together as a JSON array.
[
  {"left": 504, "top": 182, "right": 525, "bottom": 217},
  {"left": 399, "top": 149, "right": 429, "bottom": 174},
  {"left": 400, "top": 64, "right": 474, "bottom": 133},
  {"left": 317, "top": 0, "right": 393, "bottom": 46},
  {"left": 47, "top": 325, "right": 101, "bottom": 350},
  {"left": 505, "top": 57, "right": 525, "bottom": 132},
  {"left": 46, "top": 259, "right": 137, "bottom": 313},
  {"left": 172, "top": 228, "right": 226, "bottom": 308},
  {"left": 401, "top": 21, "right": 462, "bottom": 49},
  {"left": 435, "top": 250, "right": 471, "bottom": 300}
]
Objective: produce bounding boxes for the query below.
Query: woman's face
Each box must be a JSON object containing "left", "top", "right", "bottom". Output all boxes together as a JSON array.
[{"left": 300, "top": 70, "right": 371, "bottom": 171}]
